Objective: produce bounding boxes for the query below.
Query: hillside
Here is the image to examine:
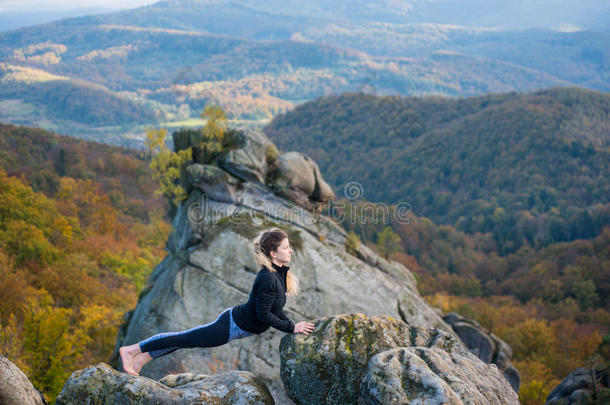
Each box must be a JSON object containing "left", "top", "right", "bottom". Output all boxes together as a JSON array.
[
  {"left": 264, "top": 87, "right": 610, "bottom": 251},
  {"left": 0, "top": 122, "right": 166, "bottom": 220},
  {"left": 0, "top": 123, "right": 171, "bottom": 402},
  {"left": 0, "top": 0, "right": 608, "bottom": 142}
]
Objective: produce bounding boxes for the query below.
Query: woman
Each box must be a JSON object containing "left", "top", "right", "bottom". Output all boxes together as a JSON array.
[{"left": 119, "top": 228, "right": 315, "bottom": 375}]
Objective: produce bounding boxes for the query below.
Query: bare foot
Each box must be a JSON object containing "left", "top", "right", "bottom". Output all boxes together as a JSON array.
[
  {"left": 133, "top": 352, "right": 153, "bottom": 375},
  {"left": 119, "top": 343, "right": 142, "bottom": 375}
]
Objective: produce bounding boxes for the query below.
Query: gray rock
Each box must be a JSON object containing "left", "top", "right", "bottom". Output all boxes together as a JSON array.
[
  {"left": 55, "top": 363, "right": 274, "bottom": 405},
  {"left": 545, "top": 367, "right": 609, "bottom": 405},
  {"left": 166, "top": 189, "right": 205, "bottom": 253},
  {"left": 359, "top": 347, "right": 520, "bottom": 405},
  {"left": 186, "top": 163, "right": 239, "bottom": 203},
  {"left": 451, "top": 321, "right": 494, "bottom": 363},
  {"left": 218, "top": 127, "right": 275, "bottom": 185},
  {"left": 279, "top": 313, "right": 470, "bottom": 405},
  {"left": 0, "top": 355, "right": 47, "bottom": 405},
  {"left": 267, "top": 151, "right": 335, "bottom": 209},
  {"left": 443, "top": 311, "right": 521, "bottom": 392}
]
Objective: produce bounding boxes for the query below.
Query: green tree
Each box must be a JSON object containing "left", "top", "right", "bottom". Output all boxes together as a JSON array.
[{"left": 377, "top": 226, "right": 402, "bottom": 259}]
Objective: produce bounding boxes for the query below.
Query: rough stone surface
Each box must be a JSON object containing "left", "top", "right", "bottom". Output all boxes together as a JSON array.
[
  {"left": 0, "top": 355, "right": 47, "bottom": 405},
  {"left": 55, "top": 363, "right": 274, "bottom": 405},
  {"left": 186, "top": 163, "right": 239, "bottom": 203},
  {"left": 218, "top": 128, "right": 274, "bottom": 185},
  {"left": 443, "top": 311, "right": 521, "bottom": 392},
  {"left": 359, "top": 347, "right": 520, "bottom": 405},
  {"left": 279, "top": 313, "right": 471, "bottom": 404}
]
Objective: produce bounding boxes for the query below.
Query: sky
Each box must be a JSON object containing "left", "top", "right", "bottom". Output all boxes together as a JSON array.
[{"left": 0, "top": 0, "right": 157, "bottom": 12}]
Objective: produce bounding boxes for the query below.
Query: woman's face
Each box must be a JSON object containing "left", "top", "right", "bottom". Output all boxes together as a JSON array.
[{"left": 271, "top": 237, "right": 293, "bottom": 265}]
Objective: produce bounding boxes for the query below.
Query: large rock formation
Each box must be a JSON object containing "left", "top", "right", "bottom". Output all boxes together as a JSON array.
[
  {"left": 443, "top": 312, "right": 521, "bottom": 391},
  {"left": 279, "top": 313, "right": 518, "bottom": 405},
  {"left": 55, "top": 363, "right": 274, "bottom": 404},
  {"left": 0, "top": 355, "right": 47, "bottom": 405},
  {"left": 112, "top": 127, "right": 507, "bottom": 403}
]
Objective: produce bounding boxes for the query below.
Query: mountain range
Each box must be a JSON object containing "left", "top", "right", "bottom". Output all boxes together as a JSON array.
[{"left": 0, "top": 0, "right": 608, "bottom": 144}]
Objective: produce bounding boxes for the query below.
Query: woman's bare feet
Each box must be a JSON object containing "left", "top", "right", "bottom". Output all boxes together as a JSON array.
[
  {"left": 119, "top": 343, "right": 143, "bottom": 375},
  {"left": 133, "top": 352, "right": 153, "bottom": 375}
]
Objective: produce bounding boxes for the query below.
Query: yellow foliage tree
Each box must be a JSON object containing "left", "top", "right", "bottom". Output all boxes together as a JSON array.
[
  {"left": 200, "top": 104, "right": 228, "bottom": 164},
  {"left": 22, "top": 291, "right": 87, "bottom": 402},
  {"left": 146, "top": 128, "right": 192, "bottom": 207}
]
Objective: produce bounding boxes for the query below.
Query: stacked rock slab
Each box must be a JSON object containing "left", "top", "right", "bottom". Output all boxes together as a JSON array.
[
  {"left": 114, "top": 127, "right": 488, "bottom": 403},
  {"left": 280, "top": 314, "right": 520, "bottom": 405},
  {"left": 55, "top": 363, "right": 274, "bottom": 404},
  {"left": 443, "top": 312, "right": 521, "bottom": 391}
]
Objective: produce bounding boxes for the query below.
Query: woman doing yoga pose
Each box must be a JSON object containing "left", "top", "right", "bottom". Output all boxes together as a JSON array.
[{"left": 119, "top": 228, "right": 315, "bottom": 375}]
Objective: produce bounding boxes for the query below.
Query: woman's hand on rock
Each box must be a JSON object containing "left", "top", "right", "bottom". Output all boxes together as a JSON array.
[{"left": 294, "top": 321, "right": 315, "bottom": 334}]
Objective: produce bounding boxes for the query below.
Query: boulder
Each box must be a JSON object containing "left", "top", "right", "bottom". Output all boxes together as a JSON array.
[
  {"left": 0, "top": 355, "right": 47, "bottom": 405},
  {"left": 266, "top": 151, "right": 335, "bottom": 209},
  {"left": 360, "top": 347, "right": 520, "bottom": 405},
  {"left": 279, "top": 313, "right": 518, "bottom": 405},
  {"left": 218, "top": 128, "right": 275, "bottom": 185},
  {"left": 55, "top": 363, "right": 274, "bottom": 405},
  {"left": 443, "top": 312, "right": 521, "bottom": 391},
  {"left": 279, "top": 313, "right": 473, "bottom": 404}
]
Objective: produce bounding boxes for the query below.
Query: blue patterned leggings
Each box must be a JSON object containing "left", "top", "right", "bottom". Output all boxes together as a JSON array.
[{"left": 138, "top": 307, "right": 253, "bottom": 359}]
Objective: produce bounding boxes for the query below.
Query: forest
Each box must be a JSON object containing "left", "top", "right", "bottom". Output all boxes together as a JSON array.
[
  {"left": 265, "top": 87, "right": 610, "bottom": 252},
  {"left": 0, "top": 112, "right": 608, "bottom": 404},
  {"left": 0, "top": 123, "right": 170, "bottom": 402},
  {"left": 330, "top": 199, "right": 609, "bottom": 404}
]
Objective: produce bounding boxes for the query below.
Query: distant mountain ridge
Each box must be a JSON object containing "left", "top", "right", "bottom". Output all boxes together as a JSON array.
[{"left": 0, "top": 0, "right": 608, "bottom": 142}]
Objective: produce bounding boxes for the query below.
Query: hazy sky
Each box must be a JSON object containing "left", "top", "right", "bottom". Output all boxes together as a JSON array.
[{"left": 0, "top": 0, "right": 157, "bottom": 12}]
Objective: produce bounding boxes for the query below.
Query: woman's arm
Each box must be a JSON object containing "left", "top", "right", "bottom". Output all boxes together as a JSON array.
[{"left": 277, "top": 308, "right": 290, "bottom": 322}]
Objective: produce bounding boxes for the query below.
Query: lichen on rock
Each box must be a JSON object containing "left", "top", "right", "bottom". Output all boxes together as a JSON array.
[
  {"left": 55, "top": 363, "right": 274, "bottom": 405},
  {"left": 279, "top": 313, "right": 479, "bottom": 405}
]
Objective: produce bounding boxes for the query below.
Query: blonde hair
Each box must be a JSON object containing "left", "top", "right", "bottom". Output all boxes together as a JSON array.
[{"left": 253, "top": 228, "right": 299, "bottom": 297}]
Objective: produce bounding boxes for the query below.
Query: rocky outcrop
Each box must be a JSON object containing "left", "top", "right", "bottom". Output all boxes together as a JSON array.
[
  {"left": 279, "top": 314, "right": 519, "bottom": 405},
  {"left": 55, "top": 363, "right": 274, "bottom": 404},
  {"left": 217, "top": 128, "right": 274, "bottom": 186},
  {"left": 113, "top": 127, "right": 508, "bottom": 403},
  {"left": 0, "top": 355, "right": 47, "bottom": 405},
  {"left": 175, "top": 127, "right": 334, "bottom": 209},
  {"left": 266, "top": 151, "right": 335, "bottom": 209},
  {"left": 443, "top": 312, "right": 521, "bottom": 391},
  {"left": 545, "top": 366, "right": 610, "bottom": 405}
]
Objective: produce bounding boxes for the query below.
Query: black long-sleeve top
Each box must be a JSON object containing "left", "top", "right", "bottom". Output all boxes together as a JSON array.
[{"left": 232, "top": 262, "right": 295, "bottom": 334}]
